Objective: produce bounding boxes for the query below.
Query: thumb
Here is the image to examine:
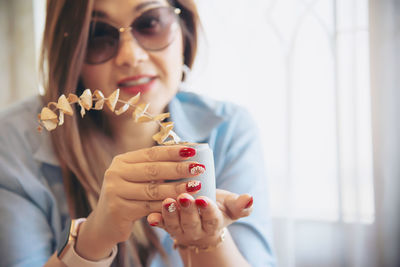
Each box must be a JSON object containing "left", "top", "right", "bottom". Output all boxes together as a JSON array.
[{"left": 224, "top": 193, "right": 254, "bottom": 220}]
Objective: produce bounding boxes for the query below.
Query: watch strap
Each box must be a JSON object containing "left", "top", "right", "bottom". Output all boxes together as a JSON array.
[
  {"left": 61, "top": 240, "right": 118, "bottom": 267},
  {"left": 58, "top": 218, "right": 118, "bottom": 267}
]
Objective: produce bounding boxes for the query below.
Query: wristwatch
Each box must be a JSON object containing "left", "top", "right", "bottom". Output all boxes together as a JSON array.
[{"left": 57, "top": 218, "right": 118, "bottom": 267}]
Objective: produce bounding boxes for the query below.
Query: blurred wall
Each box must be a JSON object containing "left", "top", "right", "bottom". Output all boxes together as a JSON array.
[{"left": 0, "top": 0, "right": 39, "bottom": 108}]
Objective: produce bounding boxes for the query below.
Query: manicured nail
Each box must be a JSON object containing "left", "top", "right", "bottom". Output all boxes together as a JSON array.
[
  {"left": 195, "top": 199, "right": 208, "bottom": 208},
  {"left": 186, "top": 180, "right": 201, "bottom": 192},
  {"left": 164, "top": 202, "right": 176, "bottom": 213},
  {"left": 179, "top": 198, "right": 191, "bottom": 208},
  {"left": 180, "top": 147, "right": 196, "bottom": 158},
  {"left": 149, "top": 222, "right": 159, "bottom": 226},
  {"left": 189, "top": 163, "right": 206, "bottom": 175},
  {"left": 245, "top": 197, "right": 253, "bottom": 209}
]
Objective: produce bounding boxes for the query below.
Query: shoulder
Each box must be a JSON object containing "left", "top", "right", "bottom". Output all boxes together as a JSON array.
[
  {"left": 0, "top": 95, "right": 43, "bottom": 158},
  {"left": 170, "top": 91, "right": 254, "bottom": 142},
  {"left": 0, "top": 95, "right": 43, "bottom": 137},
  {"left": 174, "top": 91, "right": 247, "bottom": 118},
  {"left": 0, "top": 95, "right": 49, "bottom": 192}
]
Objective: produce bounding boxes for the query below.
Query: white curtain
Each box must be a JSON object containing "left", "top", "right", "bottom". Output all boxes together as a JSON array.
[
  {"left": 0, "top": 0, "right": 40, "bottom": 108},
  {"left": 370, "top": 0, "right": 400, "bottom": 266},
  {"left": 191, "top": 0, "right": 378, "bottom": 266}
]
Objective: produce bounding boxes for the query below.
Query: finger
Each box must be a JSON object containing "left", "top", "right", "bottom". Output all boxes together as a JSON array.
[
  {"left": 147, "top": 213, "right": 163, "bottom": 227},
  {"left": 116, "top": 180, "right": 202, "bottom": 200},
  {"left": 177, "top": 193, "right": 203, "bottom": 239},
  {"left": 224, "top": 193, "right": 254, "bottom": 220},
  {"left": 110, "top": 161, "right": 206, "bottom": 182},
  {"left": 162, "top": 198, "right": 183, "bottom": 236},
  {"left": 118, "top": 198, "right": 163, "bottom": 215},
  {"left": 195, "top": 197, "right": 224, "bottom": 236},
  {"left": 117, "top": 145, "right": 197, "bottom": 164}
]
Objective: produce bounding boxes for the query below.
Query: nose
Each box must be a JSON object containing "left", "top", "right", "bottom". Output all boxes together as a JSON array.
[{"left": 114, "top": 30, "right": 149, "bottom": 67}]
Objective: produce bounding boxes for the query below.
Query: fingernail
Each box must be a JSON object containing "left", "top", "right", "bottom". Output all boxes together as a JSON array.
[
  {"left": 179, "top": 198, "right": 191, "bottom": 208},
  {"left": 164, "top": 202, "right": 177, "bottom": 213},
  {"left": 186, "top": 180, "right": 201, "bottom": 192},
  {"left": 180, "top": 147, "right": 196, "bottom": 158},
  {"left": 245, "top": 197, "right": 254, "bottom": 209},
  {"left": 189, "top": 163, "right": 206, "bottom": 175},
  {"left": 195, "top": 199, "right": 208, "bottom": 208},
  {"left": 149, "top": 221, "right": 158, "bottom": 226}
]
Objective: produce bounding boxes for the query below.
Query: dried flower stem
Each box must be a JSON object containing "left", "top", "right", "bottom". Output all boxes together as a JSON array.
[{"left": 38, "top": 89, "right": 181, "bottom": 145}]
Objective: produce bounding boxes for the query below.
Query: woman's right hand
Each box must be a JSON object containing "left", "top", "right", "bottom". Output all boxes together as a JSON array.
[{"left": 74, "top": 145, "right": 204, "bottom": 260}]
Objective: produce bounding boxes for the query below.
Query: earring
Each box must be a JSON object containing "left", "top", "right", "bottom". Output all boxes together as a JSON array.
[{"left": 179, "top": 64, "right": 191, "bottom": 91}]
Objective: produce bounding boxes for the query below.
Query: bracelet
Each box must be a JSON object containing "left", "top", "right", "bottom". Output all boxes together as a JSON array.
[{"left": 173, "top": 228, "right": 227, "bottom": 254}]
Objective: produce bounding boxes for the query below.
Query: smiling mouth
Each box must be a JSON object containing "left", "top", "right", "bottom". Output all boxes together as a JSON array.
[{"left": 118, "top": 77, "right": 155, "bottom": 87}]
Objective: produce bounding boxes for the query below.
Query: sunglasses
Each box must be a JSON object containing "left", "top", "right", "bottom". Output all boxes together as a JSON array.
[{"left": 85, "top": 6, "right": 181, "bottom": 64}]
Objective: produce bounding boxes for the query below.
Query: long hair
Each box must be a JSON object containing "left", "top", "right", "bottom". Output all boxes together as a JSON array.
[{"left": 39, "top": 0, "right": 200, "bottom": 266}]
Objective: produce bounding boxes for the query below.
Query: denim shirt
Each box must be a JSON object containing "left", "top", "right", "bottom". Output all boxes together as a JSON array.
[{"left": 0, "top": 91, "right": 275, "bottom": 267}]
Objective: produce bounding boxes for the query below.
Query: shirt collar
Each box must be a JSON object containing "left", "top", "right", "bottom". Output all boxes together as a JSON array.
[{"left": 168, "top": 92, "right": 224, "bottom": 143}]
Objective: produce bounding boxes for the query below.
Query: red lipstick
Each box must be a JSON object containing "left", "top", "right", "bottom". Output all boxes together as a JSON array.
[{"left": 117, "top": 75, "right": 156, "bottom": 95}]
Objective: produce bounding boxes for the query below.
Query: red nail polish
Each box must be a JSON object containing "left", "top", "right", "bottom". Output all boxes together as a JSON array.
[
  {"left": 164, "top": 202, "right": 176, "bottom": 212},
  {"left": 149, "top": 222, "right": 158, "bottom": 226},
  {"left": 245, "top": 197, "right": 253, "bottom": 209},
  {"left": 179, "top": 198, "right": 191, "bottom": 208},
  {"left": 186, "top": 180, "right": 201, "bottom": 192},
  {"left": 195, "top": 199, "right": 208, "bottom": 208},
  {"left": 189, "top": 163, "right": 206, "bottom": 175},
  {"left": 180, "top": 147, "right": 196, "bottom": 157}
]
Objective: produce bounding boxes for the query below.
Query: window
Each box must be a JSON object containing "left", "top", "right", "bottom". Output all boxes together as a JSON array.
[{"left": 191, "top": 0, "right": 374, "bottom": 223}]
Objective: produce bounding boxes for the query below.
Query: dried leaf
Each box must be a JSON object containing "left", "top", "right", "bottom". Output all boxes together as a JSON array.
[
  {"left": 42, "top": 120, "right": 58, "bottom": 131},
  {"left": 127, "top": 93, "right": 140, "bottom": 105},
  {"left": 67, "top": 93, "right": 79, "bottom": 103},
  {"left": 152, "top": 121, "right": 174, "bottom": 144},
  {"left": 57, "top": 94, "right": 73, "bottom": 115},
  {"left": 162, "top": 140, "right": 176, "bottom": 145},
  {"left": 115, "top": 103, "right": 130, "bottom": 115},
  {"left": 94, "top": 99, "right": 104, "bottom": 110},
  {"left": 93, "top": 90, "right": 105, "bottom": 110},
  {"left": 161, "top": 121, "right": 174, "bottom": 130},
  {"left": 168, "top": 129, "right": 181, "bottom": 143},
  {"left": 136, "top": 114, "right": 153, "bottom": 122},
  {"left": 79, "top": 89, "right": 93, "bottom": 110},
  {"left": 58, "top": 111, "right": 65, "bottom": 125},
  {"left": 79, "top": 104, "right": 86, "bottom": 118},
  {"left": 93, "top": 90, "right": 105, "bottom": 100},
  {"left": 152, "top": 132, "right": 166, "bottom": 144},
  {"left": 40, "top": 107, "right": 57, "bottom": 120},
  {"left": 106, "top": 89, "right": 120, "bottom": 112},
  {"left": 153, "top": 112, "right": 170, "bottom": 122},
  {"left": 133, "top": 103, "right": 150, "bottom": 122}
]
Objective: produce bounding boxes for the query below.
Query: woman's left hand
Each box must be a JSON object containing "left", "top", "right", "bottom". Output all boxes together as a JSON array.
[{"left": 146, "top": 189, "right": 253, "bottom": 246}]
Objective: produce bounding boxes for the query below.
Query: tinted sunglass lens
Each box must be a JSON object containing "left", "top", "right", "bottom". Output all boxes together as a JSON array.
[
  {"left": 132, "top": 7, "right": 178, "bottom": 51},
  {"left": 86, "top": 22, "right": 119, "bottom": 64},
  {"left": 85, "top": 7, "right": 179, "bottom": 64}
]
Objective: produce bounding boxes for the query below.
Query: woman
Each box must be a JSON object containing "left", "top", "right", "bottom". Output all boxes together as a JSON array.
[{"left": 0, "top": 0, "right": 275, "bottom": 266}]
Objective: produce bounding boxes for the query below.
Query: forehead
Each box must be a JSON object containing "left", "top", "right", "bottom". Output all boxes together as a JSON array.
[{"left": 93, "top": 0, "right": 169, "bottom": 21}]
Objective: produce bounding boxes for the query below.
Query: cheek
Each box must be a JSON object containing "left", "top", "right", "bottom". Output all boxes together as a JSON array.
[
  {"left": 159, "top": 34, "right": 184, "bottom": 90},
  {"left": 81, "top": 64, "right": 112, "bottom": 89}
]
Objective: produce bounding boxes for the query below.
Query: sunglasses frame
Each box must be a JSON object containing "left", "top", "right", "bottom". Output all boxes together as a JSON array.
[{"left": 85, "top": 6, "right": 182, "bottom": 65}]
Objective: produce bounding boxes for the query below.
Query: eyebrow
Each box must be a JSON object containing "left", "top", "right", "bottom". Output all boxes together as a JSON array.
[{"left": 92, "top": 1, "right": 161, "bottom": 19}]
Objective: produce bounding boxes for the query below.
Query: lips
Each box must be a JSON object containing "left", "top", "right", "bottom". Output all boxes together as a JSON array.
[{"left": 117, "top": 75, "right": 157, "bottom": 95}]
